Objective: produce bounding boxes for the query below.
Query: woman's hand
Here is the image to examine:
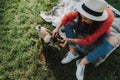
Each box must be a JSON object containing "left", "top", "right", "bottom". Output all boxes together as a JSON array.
[
  {"left": 52, "top": 21, "right": 63, "bottom": 37},
  {"left": 52, "top": 28, "right": 59, "bottom": 37},
  {"left": 59, "top": 38, "right": 78, "bottom": 47},
  {"left": 59, "top": 38, "right": 69, "bottom": 47}
]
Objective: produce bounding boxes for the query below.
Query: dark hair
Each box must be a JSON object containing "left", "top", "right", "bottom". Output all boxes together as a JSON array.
[
  {"left": 77, "top": 13, "right": 101, "bottom": 34},
  {"left": 77, "top": 13, "right": 82, "bottom": 27}
]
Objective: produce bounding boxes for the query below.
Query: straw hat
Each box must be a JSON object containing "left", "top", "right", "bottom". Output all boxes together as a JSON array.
[{"left": 76, "top": 0, "right": 108, "bottom": 21}]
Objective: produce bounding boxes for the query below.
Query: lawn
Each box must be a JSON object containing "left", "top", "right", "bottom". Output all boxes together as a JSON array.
[{"left": 0, "top": 0, "right": 120, "bottom": 80}]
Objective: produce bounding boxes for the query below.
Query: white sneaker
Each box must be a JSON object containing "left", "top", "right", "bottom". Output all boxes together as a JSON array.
[
  {"left": 76, "top": 60, "right": 85, "bottom": 80},
  {"left": 61, "top": 51, "right": 79, "bottom": 64}
]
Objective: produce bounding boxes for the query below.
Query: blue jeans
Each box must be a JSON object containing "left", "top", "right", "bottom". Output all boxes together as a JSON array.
[
  {"left": 65, "top": 22, "right": 89, "bottom": 47},
  {"left": 64, "top": 22, "right": 116, "bottom": 63}
]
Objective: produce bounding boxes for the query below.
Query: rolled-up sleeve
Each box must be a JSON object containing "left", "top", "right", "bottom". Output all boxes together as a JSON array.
[{"left": 61, "top": 11, "right": 78, "bottom": 26}]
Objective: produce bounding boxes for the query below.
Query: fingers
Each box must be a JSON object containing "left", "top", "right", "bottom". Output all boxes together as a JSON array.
[
  {"left": 57, "top": 38, "right": 64, "bottom": 43},
  {"left": 52, "top": 30, "right": 58, "bottom": 37},
  {"left": 54, "top": 33, "right": 58, "bottom": 37},
  {"left": 60, "top": 43, "right": 65, "bottom": 47},
  {"left": 59, "top": 39, "right": 68, "bottom": 47},
  {"left": 52, "top": 32, "right": 55, "bottom": 37}
]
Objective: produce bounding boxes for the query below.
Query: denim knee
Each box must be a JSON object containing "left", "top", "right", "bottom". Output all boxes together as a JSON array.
[
  {"left": 86, "top": 39, "right": 115, "bottom": 63},
  {"left": 65, "top": 24, "right": 76, "bottom": 47},
  {"left": 65, "top": 24, "right": 75, "bottom": 38}
]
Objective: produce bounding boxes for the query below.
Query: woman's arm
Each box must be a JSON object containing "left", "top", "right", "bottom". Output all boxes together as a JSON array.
[{"left": 52, "top": 21, "right": 62, "bottom": 37}]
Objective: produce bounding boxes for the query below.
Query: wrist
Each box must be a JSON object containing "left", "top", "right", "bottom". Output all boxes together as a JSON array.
[
  {"left": 55, "top": 27, "right": 59, "bottom": 31},
  {"left": 67, "top": 38, "right": 70, "bottom": 42}
]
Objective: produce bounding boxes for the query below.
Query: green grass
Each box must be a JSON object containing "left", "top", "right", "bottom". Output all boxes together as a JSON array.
[
  {"left": 0, "top": 0, "right": 58, "bottom": 80},
  {"left": 106, "top": 0, "right": 120, "bottom": 11},
  {"left": 0, "top": 0, "right": 120, "bottom": 80}
]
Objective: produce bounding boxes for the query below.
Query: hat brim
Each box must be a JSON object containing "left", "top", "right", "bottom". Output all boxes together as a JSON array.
[{"left": 76, "top": 2, "right": 108, "bottom": 21}]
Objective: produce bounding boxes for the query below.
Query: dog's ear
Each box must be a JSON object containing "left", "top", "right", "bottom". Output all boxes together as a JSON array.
[{"left": 36, "top": 25, "right": 41, "bottom": 31}]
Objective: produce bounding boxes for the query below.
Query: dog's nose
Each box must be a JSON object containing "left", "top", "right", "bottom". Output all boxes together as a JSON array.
[
  {"left": 38, "top": 26, "right": 41, "bottom": 29},
  {"left": 36, "top": 25, "right": 41, "bottom": 30}
]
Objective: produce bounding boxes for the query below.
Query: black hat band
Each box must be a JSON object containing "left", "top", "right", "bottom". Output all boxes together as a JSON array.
[{"left": 82, "top": 3, "right": 103, "bottom": 17}]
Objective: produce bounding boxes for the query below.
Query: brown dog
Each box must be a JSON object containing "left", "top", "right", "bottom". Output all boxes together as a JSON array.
[{"left": 36, "top": 25, "right": 63, "bottom": 50}]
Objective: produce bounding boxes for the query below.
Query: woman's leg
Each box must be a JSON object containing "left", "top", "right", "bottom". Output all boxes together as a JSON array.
[
  {"left": 61, "top": 23, "right": 82, "bottom": 64},
  {"left": 76, "top": 35, "right": 119, "bottom": 80},
  {"left": 82, "top": 35, "right": 118, "bottom": 65},
  {"left": 64, "top": 22, "right": 89, "bottom": 53},
  {"left": 64, "top": 24, "right": 76, "bottom": 53}
]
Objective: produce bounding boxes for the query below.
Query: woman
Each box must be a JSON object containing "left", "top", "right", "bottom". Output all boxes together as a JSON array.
[{"left": 52, "top": 0, "right": 119, "bottom": 80}]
